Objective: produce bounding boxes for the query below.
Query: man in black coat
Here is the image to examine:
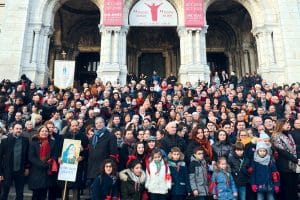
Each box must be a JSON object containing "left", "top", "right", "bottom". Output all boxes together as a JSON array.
[
  {"left": 60, "top": 120, "right": 89, "bottom": 200},
  {"left": 87, "top": 117, "right": 118, "bottom": 181},
  {"left": 291, "top": 119, "right": 300, "bottom": 159},
  {"left": 0, "top": 122, "right": 29, "bottom": 200},
  {"left": 160, "top": 121, "right": 186, "bottom": 154}
]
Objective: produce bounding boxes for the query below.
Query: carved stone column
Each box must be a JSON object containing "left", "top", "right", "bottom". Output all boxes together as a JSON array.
[
  {"left": 98, "top": 25, "right": 128, "bottom": 86},
  {"left": 252, "top": 25, "right": 284, "bottom": 84},
  {"left": 31, "top": 25, "right": 42, "bottom": 64}
]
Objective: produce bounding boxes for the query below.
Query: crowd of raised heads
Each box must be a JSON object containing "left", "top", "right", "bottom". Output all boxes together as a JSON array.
[{"left": 0, "top": 71, "right": 299, "bottom": 200}]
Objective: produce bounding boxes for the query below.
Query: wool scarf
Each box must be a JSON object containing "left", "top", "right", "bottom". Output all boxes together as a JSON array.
[{"left": 39, "top": 137, "right": 50, "bottom": 161}]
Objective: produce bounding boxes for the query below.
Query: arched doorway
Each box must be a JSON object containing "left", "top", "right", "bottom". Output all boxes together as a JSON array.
[
  {"left": 127, "top": 27, "right": 180, "bottom": 79},
  {"left": 48, "top": 0, "right": 100, "bottom": 86},
  {"left": 206, "top": 0, "right": 258, "bottom": 78},
  {"left": 127, "top": 0, "right": 180, "bottom": 81}
]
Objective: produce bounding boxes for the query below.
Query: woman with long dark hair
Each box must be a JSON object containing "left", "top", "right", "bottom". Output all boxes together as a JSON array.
[
  {"left": 28, "top": 126, "right": 58, "bottom": 200},
  {"left": 271, "top": 119, "right": 299, "bottom": 200}
]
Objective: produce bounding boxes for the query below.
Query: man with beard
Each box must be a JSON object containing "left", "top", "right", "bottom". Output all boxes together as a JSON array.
[
  {"left": 60, "top": 120, "right": 89, "bottom": 200},
  {"left": 0, "top": 123, "right": 29, "bottom": 200}
]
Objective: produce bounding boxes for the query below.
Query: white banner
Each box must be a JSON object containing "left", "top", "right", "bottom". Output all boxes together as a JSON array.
[
  {"left": 58, "top": 139, "right": 81, "bottom": 182},
  {"left": 129, "top": 0, "right": 177, "bottom": 26},
  {"left": 54, "top": 60, "right": 75, "bottom": 89}
]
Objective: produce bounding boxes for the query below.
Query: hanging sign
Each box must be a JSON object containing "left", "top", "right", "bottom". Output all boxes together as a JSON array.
[
  {"left": 184, "top": 0, "right": 204, "bottom": 27},
  {"left": 129, "top": 0, "right": 177, "bottom": 26},
  {"left": 103, "top": 0, "right": 123, "bottom": 26}
]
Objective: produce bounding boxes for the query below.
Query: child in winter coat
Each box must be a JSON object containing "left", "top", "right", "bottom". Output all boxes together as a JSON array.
[
  {"left": 145, "top": 148, "right": 172, "bottom": 200},
  {"left": 90, "top": 159, "right": 119, "bottom": 200},
  {"left": 250, "top": 142, "right": 280, "bottom": 200},
  {"left": 189, "top": 147, "right": 210, "bottom": 200},
  {"left": 168, "top": 147, "right": 191, "bottom": 200},
  {"left": 119, "top": 159, "right": 146, "bottom": 200},
  {"left": 210, "top": 157, "right": 238, "bottom": 200},
  {"left": 228, "top": 142, "right": 250, "bottom": 200}
]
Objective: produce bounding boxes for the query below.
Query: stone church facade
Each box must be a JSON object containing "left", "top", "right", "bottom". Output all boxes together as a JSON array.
[{"left": 0, "top": 0, "right": 300, "bottom": 86}]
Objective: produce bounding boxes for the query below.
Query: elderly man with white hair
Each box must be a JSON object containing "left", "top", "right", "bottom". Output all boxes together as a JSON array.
[{"left": 160, "top": 121, "right": 186, "bottom": 154}]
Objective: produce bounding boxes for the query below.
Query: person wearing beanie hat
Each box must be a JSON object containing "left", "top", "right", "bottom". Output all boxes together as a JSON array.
[{"left": 250, "top": 141, "right": 280, "bottom": 199}]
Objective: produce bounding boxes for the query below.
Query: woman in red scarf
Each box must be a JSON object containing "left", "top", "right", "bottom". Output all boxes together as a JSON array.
[
  {"left": 28, "top": 126, "right": 58, "bottom": 200},
  {"left": 185, "top": 126, "right": 213, "bottom": 164}
]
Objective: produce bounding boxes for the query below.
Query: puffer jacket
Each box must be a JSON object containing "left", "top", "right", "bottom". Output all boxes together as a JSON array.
[
  {"left": 210, "top": 170, "right": 237, "bottom": 200},
  {"left": 119, "top": 169, "right": 146, "bottom": 200},
  {"left": 228, "top": 152, "right": 250, "bottom": 186},
  {"left": 212, "top": 141, "right": 232, "bottom": 161},
  {"left": 168, "top": 159, "right": 191, "bottom": 196},
  {"left": 189, "top": 155, "right": 209, "bottom": 196}
]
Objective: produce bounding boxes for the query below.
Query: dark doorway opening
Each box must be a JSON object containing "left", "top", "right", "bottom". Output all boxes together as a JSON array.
[
  {"left": 138, "top": 53, "right": 165, "bottom": 78},
  {"left": 207, "top": 52, "right": 229, "bottom": 73},
  {"left": 75, "top": 52, "right": 99, "bottom": 85}
]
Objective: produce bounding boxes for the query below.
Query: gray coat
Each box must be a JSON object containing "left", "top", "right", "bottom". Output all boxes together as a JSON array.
[{"left": 189, "top": 155, "right": 209, "bottom": 196}]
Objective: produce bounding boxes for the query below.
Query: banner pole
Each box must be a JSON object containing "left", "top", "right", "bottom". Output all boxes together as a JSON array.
[{"left": 63, "top": 181, "right": 68, "bottom": 200}]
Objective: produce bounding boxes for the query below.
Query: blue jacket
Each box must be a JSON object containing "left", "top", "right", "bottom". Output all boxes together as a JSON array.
[
  {"left": 90, "top": 174, "right": 118, "bottom": 200},
  {"left": 168, "top": 159, "right": 191, "bottom": 195},
  {"left": 250, "top": 159, "right": 279, "bottom": 192},
  {"left": 210, "top": 170, "right": 237, "bottom": 200}
]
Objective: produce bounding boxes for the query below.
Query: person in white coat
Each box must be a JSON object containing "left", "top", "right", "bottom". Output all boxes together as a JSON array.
[{"left": 145, "top": 148, "right": 172, "bottom": 200}]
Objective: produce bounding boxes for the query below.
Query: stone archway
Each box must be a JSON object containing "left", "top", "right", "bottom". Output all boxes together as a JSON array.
[
  {"left": 206, "top": 0, "right": 258, "bottom": 78},
  {"left": 20, "top": 0, "right": 101, "bottom": 85},
  {"left": 205, "top": 0, "right": 283, "bottom": 84}
]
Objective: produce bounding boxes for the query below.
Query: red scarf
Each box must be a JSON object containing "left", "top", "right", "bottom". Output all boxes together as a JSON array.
[
  {"left": 194, "top": 138, "right": 213, "bottom": 161},
  {"left": 39, "top": 137, "right": 50, "bottom": 161}
]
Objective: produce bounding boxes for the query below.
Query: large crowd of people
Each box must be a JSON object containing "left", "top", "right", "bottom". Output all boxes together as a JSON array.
[{"left": 0, "top": 71, "right": 299, "bottom": 200}]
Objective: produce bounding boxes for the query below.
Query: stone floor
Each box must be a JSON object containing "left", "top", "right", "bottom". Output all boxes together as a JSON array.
[{"left": 8, "top": 186, "right": 91, "bottom": 200}]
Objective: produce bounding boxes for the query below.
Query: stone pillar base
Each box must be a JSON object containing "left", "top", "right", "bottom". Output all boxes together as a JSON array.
[
  {"left": 97, "top": 63, "right": 121, "bottom": 85},
  {"left": 119, "top": 65, "right": 128, "bottom": 86},
  {"left": 257, "top": 64, "right": 285, "bottom": 85},
  {"left": 179, "top": 63, "right": 210, "bottom": 86},
  {"left": 22, "top": 65, "right": 49, "bottom": 85}
]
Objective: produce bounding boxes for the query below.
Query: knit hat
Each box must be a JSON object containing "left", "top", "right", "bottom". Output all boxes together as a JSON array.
[
  {"left": 146, "top": 136, "right": 156, "bottom": 142},
  {"left": 256, "top": 141, "right": 269, "bottom": 152},
  {"left": 259, "top": 131, "right": 270, "bottom": 140}
]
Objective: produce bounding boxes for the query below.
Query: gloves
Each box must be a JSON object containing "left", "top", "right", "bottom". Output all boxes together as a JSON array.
[
  {"left": 248, "top": 167, "right": 253, "bottom": 175},
  {"left": 272, "top": 172, "right": 280, "bottom": 183},
  {"left": 251, "top": 185, "right": 257, "bottom": 193},
  {"left": 274, "top": 186, "right": 280, "bottom": 193}
]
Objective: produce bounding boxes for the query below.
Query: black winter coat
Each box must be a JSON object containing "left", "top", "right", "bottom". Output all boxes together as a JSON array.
[
  {"left": 160, "top": 134, "right": 186, "bottom": 154},
  {"left": 0, "top": 135, "right": 29, "bottom": 186},
  {"left": 291, "top": 128, "right": 300, "bottom": 158},
  {"left": 28, "top": 137, "right": 58, "bottom": 189},
  {"left": 90, "top": 174, "right": 119, "bottom": 200},
  {"left": 87, "top": 130, "right": 118, "bottom": 179},
  {"left": 228, "top": 152, "right": 250, "bottom": 186},
  {"left": 119, "top": 169, "right": 146, "bottom": 200},
  {"left": 212, "top": 141, "right": 232, "bottom": 161}
]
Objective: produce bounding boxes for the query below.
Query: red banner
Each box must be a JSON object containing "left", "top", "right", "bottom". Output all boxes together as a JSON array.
[
  {"left": 103, "top": 0, "right": 123, "bottom": 26},
  {"left": 184, "top": 0, "right": 204, "bottom": 27}
]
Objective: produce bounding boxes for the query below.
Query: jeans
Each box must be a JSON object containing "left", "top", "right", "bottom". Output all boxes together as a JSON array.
[
  {"left": 149, "top": 193, "right": 167, "bottom": 200},
  {"left": 0, "top": 171, "right": 25, "bottom": 200},
  {"left": 195, "top": 196, "right": 206, "bottom": 200},
  {"left": 257, "top": 192, "right": 274, "bottom": 200},
  {"left": 237, "top": 186, "right": 246, "bottom": 200}
]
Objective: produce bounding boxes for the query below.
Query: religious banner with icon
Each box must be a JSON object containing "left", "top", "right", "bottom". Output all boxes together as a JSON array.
[
  {"left": 54, "top": 60, "right": 75, "bottom": 89},
  {"left": 58, "top": 139, "right": 81, "bottom": 182},
  {"left": 184, "top": 0, "right": 204, "bottom": 27},
  {"left": 129, "top": 0, "right": 178, "bottom": 26}
]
